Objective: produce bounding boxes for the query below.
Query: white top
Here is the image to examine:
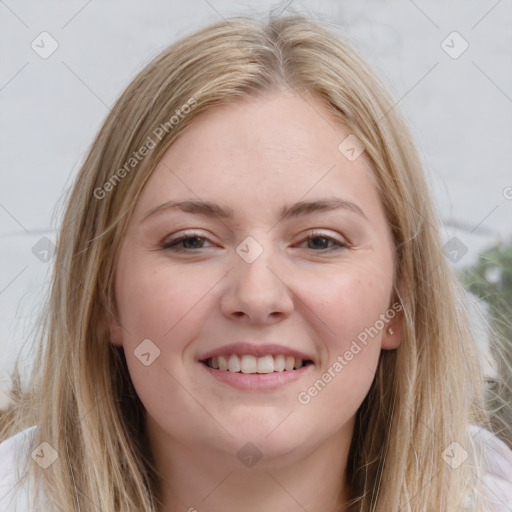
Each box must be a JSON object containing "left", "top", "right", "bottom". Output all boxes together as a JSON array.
[
  {"left": 0, "top": 426, "right": 36, "bottom": 511},
  {"left": 1, "top": 424, "right": 511, "bottom": 510}
]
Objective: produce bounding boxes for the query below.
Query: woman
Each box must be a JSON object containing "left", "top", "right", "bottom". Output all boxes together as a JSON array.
[{"left": 1, "top": 12, "right": 511, "bottom": 512}]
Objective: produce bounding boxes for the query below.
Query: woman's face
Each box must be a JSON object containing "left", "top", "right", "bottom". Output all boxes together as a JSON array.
[{"left": 110, "top": 90, "right": 402, "bottom": 466}]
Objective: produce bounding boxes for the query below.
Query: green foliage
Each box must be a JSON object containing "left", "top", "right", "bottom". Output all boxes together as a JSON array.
[{"left": 459, "top": 238, "right": 512, "bottom": 444}]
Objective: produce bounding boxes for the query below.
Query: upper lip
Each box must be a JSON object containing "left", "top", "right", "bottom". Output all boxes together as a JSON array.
[{"left": 198, "top": 342, "right": 315, "bottom": 363}]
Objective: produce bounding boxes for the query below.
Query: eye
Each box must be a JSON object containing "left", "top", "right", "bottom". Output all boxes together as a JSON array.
[
  {"left": 296, "top": 232, "right": 349, "bottom": 252},
  {"left": 160, "top": 230, "right": 349, "bottom": 253},
  {"left": 160, "top": 232, "right": 214, "bottom": 252}
]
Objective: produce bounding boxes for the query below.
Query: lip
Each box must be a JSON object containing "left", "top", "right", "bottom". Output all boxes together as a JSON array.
[
  {"left": 197, "top": 342, "right": 315, "bottom": 362},
  {"left": 200, "top": 360, "right": 314, "bottom": 390}
]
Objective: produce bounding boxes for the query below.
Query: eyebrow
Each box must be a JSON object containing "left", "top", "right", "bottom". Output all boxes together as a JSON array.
[{"left": 141, "top": 197, "right": 368, "bottom": 223}]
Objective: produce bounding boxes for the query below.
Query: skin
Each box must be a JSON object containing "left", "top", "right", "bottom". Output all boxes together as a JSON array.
[{"left": 110, "top": 89, "right": 403, "bottom": 512}]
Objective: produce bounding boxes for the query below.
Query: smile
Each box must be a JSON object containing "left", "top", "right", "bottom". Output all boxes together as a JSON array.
[{"left": 202, "top": 354, "right": 314, "bottom": 374}]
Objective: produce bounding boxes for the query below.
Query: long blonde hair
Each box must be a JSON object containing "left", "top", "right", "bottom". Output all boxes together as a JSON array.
[{"left": 4, "top": 11, "right": 505, "bottom": 511}]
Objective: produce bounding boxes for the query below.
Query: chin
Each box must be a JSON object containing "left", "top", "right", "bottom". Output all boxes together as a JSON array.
[{"left": 218, "top": 420, "right": 313, "bottom": 464}]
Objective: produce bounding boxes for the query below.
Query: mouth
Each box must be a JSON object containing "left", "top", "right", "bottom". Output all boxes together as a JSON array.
[
  {"left": 197, "top": 342, "right": 316, "bottom": 389},
  {"left": 200, "top": 354, "right": 315, "bottom": 374}
]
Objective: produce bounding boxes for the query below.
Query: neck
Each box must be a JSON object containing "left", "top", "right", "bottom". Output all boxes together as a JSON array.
[{"left": 147, "top": 417, "right": 354, "bottom": 512}]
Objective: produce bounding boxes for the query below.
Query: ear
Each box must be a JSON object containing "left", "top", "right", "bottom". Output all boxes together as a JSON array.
[
  {"left": 108, "top": 312, "right": 124, "bottom": 347},
  {"left": 381, "top": 294, "right": 405, "bottom": 351},
  {"left": 109, "top": 319, "right": 123, "bottom": 347},
  {"left": 99, "top": 304, "right": 124, "bottom": 347}
]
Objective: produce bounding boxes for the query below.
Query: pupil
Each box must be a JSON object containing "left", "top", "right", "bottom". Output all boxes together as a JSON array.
[
  {"left": 184, "top": 237, "right": 203, "bottom": 248},
  {"left": 310, "top": 236, "right": 328, "bottom": 249}
]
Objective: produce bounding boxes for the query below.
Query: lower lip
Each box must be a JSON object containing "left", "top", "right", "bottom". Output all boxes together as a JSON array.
[{"left": 200, "top": 362, "right": 313, "bottom": 390}]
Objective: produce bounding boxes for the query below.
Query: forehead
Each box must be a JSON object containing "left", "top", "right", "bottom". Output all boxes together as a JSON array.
[{"left": 133, "top": 91, "right": 384, "bottom": 225}]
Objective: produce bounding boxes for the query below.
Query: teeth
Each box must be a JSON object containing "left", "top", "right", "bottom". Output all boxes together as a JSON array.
[
  {"left": 274, "top": 354, "right": 285, "bottom": 372},
  {"left": 218, "top": 355, "right": 228, "bottom": 371},
  {"left": 205, "top": 354, "right": 310, "bottom": 373},
  {"left": 257, "top": 355, "right": 274, "bottom": 373},
  {"left": 228, "top": 354, "right": 241, "bottom": 372},
  {"left": 241, "top": 355, "right": 257, "bottom": 374}
]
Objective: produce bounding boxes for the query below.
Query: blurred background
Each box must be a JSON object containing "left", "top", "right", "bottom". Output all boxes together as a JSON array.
[{"left": 1, "top": 0, "right": 511, "bottom": 420}]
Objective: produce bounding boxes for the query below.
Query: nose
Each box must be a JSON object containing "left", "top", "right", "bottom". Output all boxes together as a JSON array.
[{"left": 220, "top": 245, "right": 294, "bottom": 324}]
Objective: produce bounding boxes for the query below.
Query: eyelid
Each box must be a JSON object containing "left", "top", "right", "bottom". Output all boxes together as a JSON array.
[
  {"left": 298, "top": 229, "right": 349, "bottom": 244},
  {"left": 162, "top": 229, "right": 212, "bottom": 243},
  {"left": 161, "top": 229, "right": 347, "bottom": 242},
  {"left": 160, "top": 230, "right": 217, "bottom": 250},
  {"left": 295, "top": 230, "right": 350, "bottom": 250}
]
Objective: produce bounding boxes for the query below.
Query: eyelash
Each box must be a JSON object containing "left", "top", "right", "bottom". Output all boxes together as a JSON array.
[{"left": 160, "top": 231, "right": 349, "bottom": 253}]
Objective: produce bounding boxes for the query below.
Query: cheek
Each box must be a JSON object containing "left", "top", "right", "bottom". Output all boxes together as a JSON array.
[
  {"left": 115, "top": 258, "right": 217, "bottom": 347},
  {"left": 115, "top": 259, "right": 216, "bottom": 426},
  {"left": 294, "top": 268, "right": 390, "bottom": 426},
  {"left": 305, "top": 261, "right": 393, "bottom": 347}
]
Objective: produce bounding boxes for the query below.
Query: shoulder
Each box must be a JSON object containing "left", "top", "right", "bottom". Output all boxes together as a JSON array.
[
  {"left": 0, "top": 426, "right": 37, "bottom": 511},
  {"left": 465, "top": 423, "right": 512, "bottom": 511}
]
